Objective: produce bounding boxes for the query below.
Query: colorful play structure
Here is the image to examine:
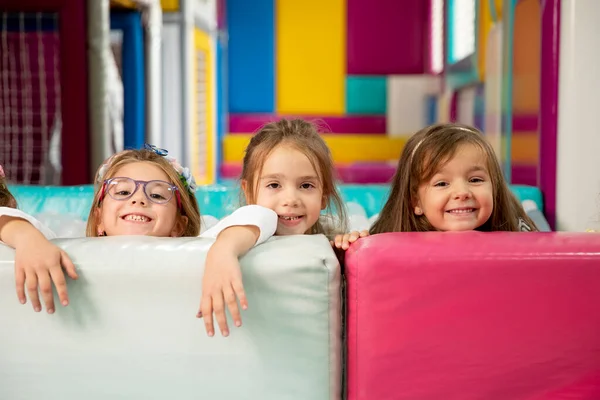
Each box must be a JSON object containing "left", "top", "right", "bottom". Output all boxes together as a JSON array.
[
  {"left": 0, "top": 0, "right": 599, "bottom": 230},
  {"left": 1, "top": 2, "right": 600, "bottom": 398}
]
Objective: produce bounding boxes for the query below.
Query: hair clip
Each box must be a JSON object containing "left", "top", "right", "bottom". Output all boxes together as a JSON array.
[
  {"left": 144, "top": 143, "right": 169, "bottom": 157},
  {"left": 143, "top": 143, "right": 197, "bottom": 194}
]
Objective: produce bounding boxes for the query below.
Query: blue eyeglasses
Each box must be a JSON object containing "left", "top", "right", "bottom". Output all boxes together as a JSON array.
[{"left": 99, "top": 177, "right": 182, "bottom": 209}]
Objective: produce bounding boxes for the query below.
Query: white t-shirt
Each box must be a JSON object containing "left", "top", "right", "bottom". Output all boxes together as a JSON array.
[{"left": 0, "top": 205, "right": 277, "bottom": 245}]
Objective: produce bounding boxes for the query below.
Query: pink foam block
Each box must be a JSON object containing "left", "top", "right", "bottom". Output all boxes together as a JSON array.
[
  {"left": 345, "top": 232, "right": 600, "bottom": 400},
  {"left": 228, "top": 114, "right": 386, "bottom": 134}
]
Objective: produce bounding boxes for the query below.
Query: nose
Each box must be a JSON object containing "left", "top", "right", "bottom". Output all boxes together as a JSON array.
[
  {"left": 129, "top": 182, "right": 147, "bottom": 205},
  {"left": 281, "top": 187, "right": 300, "bottom": 207},
  {"left": 452, "top": 182, "right": 472, "bottom": 201}
]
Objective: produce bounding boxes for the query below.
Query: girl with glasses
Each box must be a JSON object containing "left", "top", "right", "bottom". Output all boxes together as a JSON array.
[{"left": 0, "top": 146, "right": 277, "bottom": 327}]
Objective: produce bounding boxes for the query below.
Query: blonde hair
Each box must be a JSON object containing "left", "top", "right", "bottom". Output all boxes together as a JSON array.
[
  {"left": 240, "top": 118, "right": 347, "bottom": 236},
  {"left": 86, "top": 149, "right": 201, "bottom": 237},
  {"left": 370, "top": 123, "right": 538, "bottom": 233}
]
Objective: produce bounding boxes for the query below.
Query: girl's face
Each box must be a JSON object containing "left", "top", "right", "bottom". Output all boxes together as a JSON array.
[
  {"left": 414, "top": 143, "right": 494, "bottom": 231},
  {"left": 96, "top": 161, "right": 187, "bottom": 237},
  {"left": 247, "top": 145, "right": 326, "bottom": 236}
]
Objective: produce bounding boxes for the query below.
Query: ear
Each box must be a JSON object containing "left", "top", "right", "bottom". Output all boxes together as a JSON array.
[
  {"left": 171, "top": 215, "right": 188, "bottom": 237},
  {"left": 241, "top": 179, "right": 251, "bottom": 203},
  {"left": 413, "top": 198, "right": 424, "bottom": 216},
  {"left": 94, "top": 207, "right": 105, "bottom": 236},
  {"left": 321, "top": 195, "right": 327, "bottom": 210}
]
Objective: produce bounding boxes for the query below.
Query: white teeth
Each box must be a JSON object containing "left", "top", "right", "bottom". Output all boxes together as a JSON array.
[
  {"left": 124, "top": 215, "right": 150, "bottom": 222},
  {"left": 448, "top": 209, "right": 474, "bottom": 214},
  {"left": 280, "top": 216, "right": 301, "bottom": 220}
]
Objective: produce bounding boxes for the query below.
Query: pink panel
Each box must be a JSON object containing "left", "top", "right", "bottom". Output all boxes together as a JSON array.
[
  {"left": 347, "top": 0, "right": 429, "bottom": 74},
  {"left": 337, "top": 163, "right": 396, "bottom": 184},
  {"left": 345, "top": 232, "right": 600, "bottom": 400},
  {"left": 221, "top": 162, "right": 396, "bottom": 183},
  {"left": 229, "top": 114, "right": 387, "bottom": 134}
]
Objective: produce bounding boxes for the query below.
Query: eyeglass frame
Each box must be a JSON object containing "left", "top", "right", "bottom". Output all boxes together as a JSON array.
[{"left": 98, "top": 177, "right": 182, "bottom": 210}]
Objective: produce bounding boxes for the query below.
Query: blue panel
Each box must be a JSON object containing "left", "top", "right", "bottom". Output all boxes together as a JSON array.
[
  {"left": 227, "top": 0, "right": 274, "bottom": 113},
  {"left": 346, "top": 76, "right": 387, "bottom": 115},
  {"left": 216, "top": 31, "right": 227, "bottom": 182},
  {"left": 110, "top": 12, "right": 145, "bottom": 150},
  {"left": 425, "top": 95, "right": 438, "bottom": 125}
]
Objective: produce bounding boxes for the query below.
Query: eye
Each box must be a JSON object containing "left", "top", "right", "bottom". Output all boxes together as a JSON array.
[
  {"left": 433, "top": 181, "right": 448, "bottom": 188},
  {"left": 266, "top": 182, "right": 280, "bottom": 189},
  {"left": 116, "top": 190, "right": 131, "bottom": 196},
  {"left": 150, "top": 193, "right": 167, "bottom": 200},
  {"left": 470, "top": 177, "right": 485, "bottom": 183},
  {"left": 300, "top": 183, "right": 315, "bottom": 189}
]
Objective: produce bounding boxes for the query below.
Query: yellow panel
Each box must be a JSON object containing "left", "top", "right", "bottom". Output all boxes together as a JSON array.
[
  {"left": 478, "top": 0, "right": 503, "bottom": 80},
  {"left": 193, "top": 29, "right": 215, "bottom": 185},
  {"left": 509, "top": 132, "right": 538, "bottom": 164},
  {"left": 161, "top": 0, "right": 179, "bottom": 12},
  {"left": 276, "top": 0, "right": 346, "bottom": 115},
  {"left": 512, "top": 0, "right": 541, "bottom": 114},
  {"left": 224, "top": 135, "right": 407, "bottom": 163}
]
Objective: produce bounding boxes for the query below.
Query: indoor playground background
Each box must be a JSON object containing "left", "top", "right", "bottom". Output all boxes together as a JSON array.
[{"left": 0, "top": 0, "right": 598, "bottom": 233}]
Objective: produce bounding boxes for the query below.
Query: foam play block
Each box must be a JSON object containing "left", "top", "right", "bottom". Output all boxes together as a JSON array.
[
  {"left": 347, "top": 0, "right": 428, "bottom": 74},
  {"left": 345, "top": 232, "right": 600, "bottom": 400},
  {"left": 227, "top": 0, "right": 275, "bottom": 113},
  {"left": 229, "top": 114, "right": 387, "bottom": 134},
  {"left": 0, "top": 235, "right": 342, "bottom": 399},
  {"left": 346, "top": 76, "right": 387, "bottom": 114},
  {"left": 223, "top": 134, "right": 407, "bottom": 163},
  {"left": 276, "top": 0, "right": 346, "bottom": 114}
]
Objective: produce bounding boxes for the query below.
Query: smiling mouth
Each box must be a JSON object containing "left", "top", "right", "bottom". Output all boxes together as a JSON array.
[
  {"left": 446, "top": 208, "right": 476, "bottom": 214},
  {"left": 279, "top": 215, "right": 303, "bottom": 221},
  {"left": 122, "top": 214, "right": 152, "bottom": 222}
]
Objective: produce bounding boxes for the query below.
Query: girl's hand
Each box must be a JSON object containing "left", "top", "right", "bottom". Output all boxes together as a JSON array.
[
  {"left": 197, "top": 225, "right": 259, "bottom": 337},
  {"left": 331, "top": 230, "right": 370, "bottom": 250},
  {"left": 198, "top": 246, "right": 247, "bottom": 338},
  {"left": 14, "top": 235, "right": 78, "bottom": 313}
]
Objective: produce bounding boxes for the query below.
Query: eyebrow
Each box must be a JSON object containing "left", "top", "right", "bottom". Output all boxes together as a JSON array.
[{"left": 260, "top": 174, "right": 320, "bottom": 181}]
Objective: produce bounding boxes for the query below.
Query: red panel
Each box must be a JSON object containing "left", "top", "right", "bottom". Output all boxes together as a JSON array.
[
  {"left": 59, "top": 0, "right": 89, "bottom": 184},
  {"left": 2, "top": 0, "right": 89, "bottom": 185},
  {"left": 347, "top": 0, "right": 429, "bottom": 74},
  {"left": 345, "top": 232, "right": 600, "bottom": 400}
]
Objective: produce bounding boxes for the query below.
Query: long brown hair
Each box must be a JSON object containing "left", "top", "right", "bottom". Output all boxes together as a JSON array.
[
  {"left": 240, "top": 118, "right": 347, "bottom": 236},
  {"left": 370, "top": 123, "right": 537, "bottom": 233},
  {"left": 0, "top": 176, "right": 17, "bottom": 208},
  {"left": 86, "top": 149, "right": 201, "bottom": 237}
]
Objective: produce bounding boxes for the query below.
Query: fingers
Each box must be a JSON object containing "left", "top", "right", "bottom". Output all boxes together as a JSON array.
[
  {"left": 224, "top": 285, "right": 242, "bottom": 329},
  {"left": 49, "top": 265, "right": 69, "bottom": 308},
  {"left": 25, "top": 271, "right": 41, "bottom": 312},
  {"left": 37, "top": 271, "right": 55, "bottom": 314},
  {"left": 212, "top": 290, "right": 229, "bottom": 337},
  {"left": 333, "top": 235, "right": 345, "bottom": 249},
  {"left": 232, "top": 279, "right": 248, "bottom": 312},
  {"left": 359, "top": 229, "right": 369, "bottom": 238},
  {"left": 199, "top": 295, "right": 215, "bottom": 337},
  {"left": 14, "top": 264, "right": 26, "bottom": 305},
  {"left": 61, "top": 251, "right": 79, "bottom": 280}
]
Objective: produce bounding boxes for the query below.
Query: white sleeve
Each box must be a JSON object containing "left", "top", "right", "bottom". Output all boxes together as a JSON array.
[
  {"left": 0, "top": 207, "right": 58, "bottom": 240},
  {"left": 200, "top": 205, "right": 277, "bottom": 245}
]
